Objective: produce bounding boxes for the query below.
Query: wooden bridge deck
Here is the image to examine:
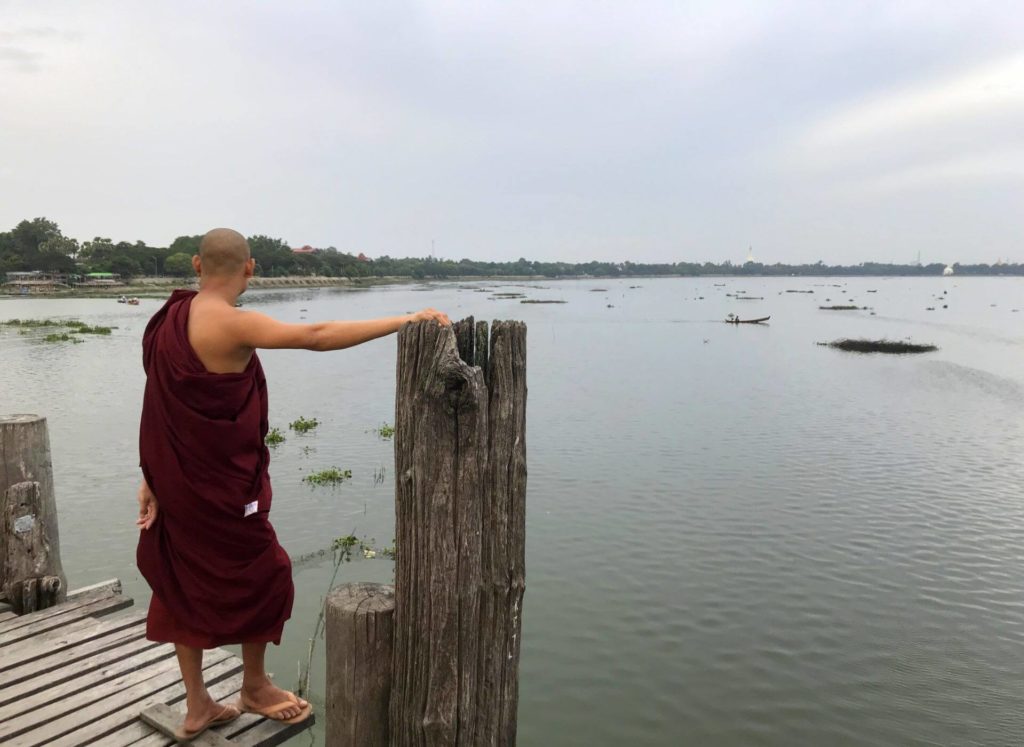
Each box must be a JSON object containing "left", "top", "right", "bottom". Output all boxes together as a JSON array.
[{"left": 0, "top": 581, "right": 313, "bottom": 746}]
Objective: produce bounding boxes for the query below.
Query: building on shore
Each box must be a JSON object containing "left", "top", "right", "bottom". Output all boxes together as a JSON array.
[
  {"left": 3, "top": 271, "right": 69, "bottom": 294},
  {"left": 78, "top": 272, "right": 123, "bottom": 286}
]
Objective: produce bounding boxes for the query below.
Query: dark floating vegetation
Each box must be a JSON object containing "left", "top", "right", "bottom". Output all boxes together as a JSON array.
[
  {"left": 2, "top": 318, "right": 116, "bottom": 338},
  {"left": 304, "top": 467, "right": 352, "bottom": 485},
  {"left": 265, "top": 427, "right": 286, "bottom": 447},
  {"left": 289, "top": 415, "right": 320, "bottom": 433},
  {"left": 821, "top": 339, "right": 938, "bottom": 354},
  {"left": 332, "top": 534, "right": 396, "bottom": 562},
  {"left": 375, "top": 422, "right": 395, "bottom": 440},
  {"left": 66, "top": 322, "right": 113, "bottom": 335},
  {"left": 43, "top": 333, "right": 83, "bottom": 344},
  {"left": 786, "top": 290, "right": 814, "bottom": 293},
  {"left": 1, "top": 318, "right": 66, "bottom": 327},
  {"left": 520, "top": 299, "right": 567, "bottom": 304},
  {"left": 819, "top": 305, "right": 862, "bottom": 310},
  {"left": 590, "top": 288, "right": 608, "bottom": 292}
]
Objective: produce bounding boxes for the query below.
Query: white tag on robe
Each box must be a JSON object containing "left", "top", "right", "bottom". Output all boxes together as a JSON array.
[{"left": 244, "top": 500, "right": 258, "bottom": 517}]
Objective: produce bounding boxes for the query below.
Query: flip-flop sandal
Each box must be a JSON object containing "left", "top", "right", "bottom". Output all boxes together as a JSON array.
[
  {"left": 286, "top": 691, "right": 310, "bottom": 709},
  {"left": 238, "top": 698, "right": 313, "bottom": 725},
  {"left": 174, "top": 703, "right": 241, "bottom": 742}
]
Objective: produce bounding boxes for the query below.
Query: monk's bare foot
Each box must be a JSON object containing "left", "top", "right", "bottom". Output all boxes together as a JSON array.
[
  {"left": 239, "top": 676, "right": 309, "bottom": 721},
  {"left": 183, "top": 697, "right": 237, "bottom": 735}
]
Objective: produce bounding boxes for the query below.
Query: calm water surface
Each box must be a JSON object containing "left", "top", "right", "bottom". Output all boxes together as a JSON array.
[{"left": 1, "top": 277, "right": 1023, "bottom": 746}]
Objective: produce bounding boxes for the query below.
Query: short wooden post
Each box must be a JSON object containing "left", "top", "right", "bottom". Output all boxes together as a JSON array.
[
  {"left": 325, "top": 582, "right": 395, "bottom": 747},
  {"left": 0, "top": 415, "right": 67, "bottom": 612},
  {"left": 390, "top": 317, "right": 527, "bottom": 746}
]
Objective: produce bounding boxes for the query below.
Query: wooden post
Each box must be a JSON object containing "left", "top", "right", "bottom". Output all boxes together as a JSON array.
[
  {"left": 0, "top": 415, "right": 67, "bottom": 612},
  {"left": 390, "top": 317, "right": 527, "bottom": 746},
  {"left": 325, "top": 582, "right": 396, "bottom": 747},
  {"left": 478, "top": 320, "right": 527, "bottom": 745}
]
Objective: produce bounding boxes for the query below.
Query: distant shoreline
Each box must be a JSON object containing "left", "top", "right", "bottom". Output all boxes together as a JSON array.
[
  {"left": 1, "top": 272, "right": 1019, "bottom": 300},
  {"left": 1, "top": 274, "right": 549, "bottom": 299}
]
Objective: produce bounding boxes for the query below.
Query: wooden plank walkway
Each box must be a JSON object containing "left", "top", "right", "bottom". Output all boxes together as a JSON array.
[{"left": 0, "top": 581, "right": 313, "bottom": 746}]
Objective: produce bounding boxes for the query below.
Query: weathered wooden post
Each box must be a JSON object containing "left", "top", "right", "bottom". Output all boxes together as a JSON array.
[
  {"left": 0, "top": 414, "right": 68, "bottom": 613},
  {"left": 389, "top": 316, "right": 527, "bottom": 746},
  {"left": 326, "top": 582, "right": 396, "bottom": 746}
]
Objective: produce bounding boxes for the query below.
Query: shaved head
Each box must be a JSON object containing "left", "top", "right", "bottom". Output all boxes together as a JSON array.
[{"left": 199, "top": 228, "right": 251, "bottom": 276}]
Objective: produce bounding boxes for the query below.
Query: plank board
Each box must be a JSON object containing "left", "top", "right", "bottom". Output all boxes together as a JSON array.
[
  {"left": 138, "top": 704, "right": 235, "bottom": 746},
  {"left": 0, "top": 613, "right": 147, "bottom": 689},
  {"left": 8, "top": 651, "right": 237, "bottom": 747},
  {"left": 67, "top": 578, "right": 123, "bottom": 601},
  {"left": 0, "top": 636, "right": 163, "bottom": 709},
  {"left": 0, "top": 639, "right": 171, "bottom": 723},
  {"left": 0, "top": 587, "right": 120, "bottom": 635},
  {"left": 116, "top": 672, "right": 314, "bottom": 747},
  {"left": 0, "top": 588, "right": 314, "bottom": 747},
  {"left": 54, "top": 660, "right": 242, "bottom": 747},
  {"left": 0, "top": 593, "right": 133, "bottom": 645},
  {"left": 0, "top": 609, "right": 146, "bottom": 674},
  {"left": 230, "top": 712, "right": 317, "bottom": 747},
  {"left": 108, "top": 671, "right": 245, "bottom": 747},
  {"left": 0, "top": 646, "right": 208, "bottom": 743}
]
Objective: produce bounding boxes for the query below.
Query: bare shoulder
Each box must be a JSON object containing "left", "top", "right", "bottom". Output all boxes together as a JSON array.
[
  {"left": 190, "top": 296, "right": 241, "bottom": 329},
  {"left": 187, "top": 299, "right": 254, "bottom": 369}
]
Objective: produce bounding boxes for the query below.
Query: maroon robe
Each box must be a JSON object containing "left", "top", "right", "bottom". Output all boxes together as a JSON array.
[{"left": 137, "top": 289, "right": 293, "bottom": 647}]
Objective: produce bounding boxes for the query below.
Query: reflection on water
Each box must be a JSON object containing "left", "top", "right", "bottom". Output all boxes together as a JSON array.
[{"left": 2, "top": 276, "right": 1023, "bottom": 746}]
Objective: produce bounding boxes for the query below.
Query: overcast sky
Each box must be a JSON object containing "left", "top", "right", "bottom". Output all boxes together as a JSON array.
[{"left": 1, "top": 1, "right": 1022, "bottom": 264}]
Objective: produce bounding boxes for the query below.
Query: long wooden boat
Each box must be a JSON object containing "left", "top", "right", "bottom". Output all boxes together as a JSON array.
[{"left": 725, "top": 315, "right": 770, "bottom": 324}]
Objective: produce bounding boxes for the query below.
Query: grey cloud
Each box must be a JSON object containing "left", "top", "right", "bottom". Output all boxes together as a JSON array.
[
  {"left": 0, "top": 46, "right": 41, "bottom": 71},
  {"left": 1, "top": 1, "right": 1022, "bottom": 263},
  {"left": 0, "top": 26, "right": 61, "bottom": 40}
]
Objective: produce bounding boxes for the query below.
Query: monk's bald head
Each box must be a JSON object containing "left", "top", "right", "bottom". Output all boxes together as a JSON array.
[{"left": 198, "top": 228, "right": 251, "bottom": 277}]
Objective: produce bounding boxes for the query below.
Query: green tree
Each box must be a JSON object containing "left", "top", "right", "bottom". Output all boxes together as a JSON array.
[
  {"left": 169, "top": 235, "right": 202, "bottom": 256},
  {"left": 36, "top": 235, "right": 79, "bottom": 272},
  {"left": 110, "top": 255, "right": 142, "bottom": 278},
  {"left": 11, "top": 217, "right": 61, "bottom": 255},
  {"left": 40, "top": 235, "right": 79, "bottom": 258},
  {"left": 164, "top": 252, "right": 194, "bottom": 277},
  {"left": 80, "top": 237, "right": 116, "bottom": 266},
  {"left": 248, "top": 235, "right": 294, "bottom": 276}
]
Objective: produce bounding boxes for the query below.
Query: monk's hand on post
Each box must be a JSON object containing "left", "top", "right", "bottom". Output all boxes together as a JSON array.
[
  {"left": 136, "top": 478, "right": 159, "bottom": 530},
  {"left": 413, "top": 307, "right": 451, "bottom": 327}
]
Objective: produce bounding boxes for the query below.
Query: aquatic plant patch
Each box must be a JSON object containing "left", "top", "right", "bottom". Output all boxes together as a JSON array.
[
  {"left": 42, "top": 333, "right": 84, "bottom": 343},
  {"left": 289, "top": 416, "right": 320, "bottom": 433},
  {"left": 304, "top": 467, "right": 352, "bottom": 485},
  {"left": 820, "top": 339, "right": 938, "bottom": 354}
]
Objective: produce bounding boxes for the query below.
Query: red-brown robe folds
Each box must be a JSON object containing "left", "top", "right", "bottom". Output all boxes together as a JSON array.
[{"left": 137, "top": 289, "right": 293, "bottom": 648}]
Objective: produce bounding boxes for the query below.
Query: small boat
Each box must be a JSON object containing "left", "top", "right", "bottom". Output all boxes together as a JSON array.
[
  {"left": 725, "top": 315, "right": 770, "bottom": 324},
  {"left": 117, "top": 295, "right": 128, "bottom": 304},
  {"left": 127, "top": 297, "right": 140, "bottom": 306}
]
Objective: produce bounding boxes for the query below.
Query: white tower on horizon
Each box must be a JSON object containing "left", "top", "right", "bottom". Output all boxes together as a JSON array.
[{"left": 746, "top": 245, "right": 755, "bottom": 264}]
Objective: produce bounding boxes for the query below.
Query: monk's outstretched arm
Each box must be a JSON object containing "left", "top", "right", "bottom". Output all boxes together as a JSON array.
[{"left": 231, "top": 308, "right": 450, "bottom": 351}]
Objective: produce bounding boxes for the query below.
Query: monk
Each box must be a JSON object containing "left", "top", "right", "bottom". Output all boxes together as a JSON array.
[{"left": 136, "top": 228, "right": 449, "bottom": 740}]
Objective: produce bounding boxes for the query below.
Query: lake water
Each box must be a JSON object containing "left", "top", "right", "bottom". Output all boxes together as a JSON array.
[{"left": 2, "top": 276, "right": 1023, "bottom": 746}]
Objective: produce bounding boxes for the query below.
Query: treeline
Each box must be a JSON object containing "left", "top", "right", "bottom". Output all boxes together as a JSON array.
[{"left": 1, "top": 217, "right": 1021, "bottom": 279}]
